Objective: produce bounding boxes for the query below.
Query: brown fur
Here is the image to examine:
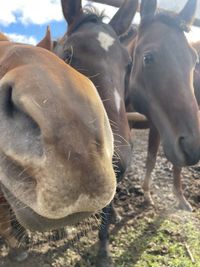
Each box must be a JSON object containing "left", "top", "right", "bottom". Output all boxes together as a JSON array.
[
  {"left": 126, "top": 0, "right": 200, "bottom": 211},
  {"left": 192, "top": 41, "right": 200, "bottom": 105},
  {"left": 0, "top": 33, "right": 116, "bottom": 261},
  {"left": 53, "top": 1, "right": 138, "bottom": 266},
  {"left": 129, "top": 0, "right": 200, "bottom": 167}
]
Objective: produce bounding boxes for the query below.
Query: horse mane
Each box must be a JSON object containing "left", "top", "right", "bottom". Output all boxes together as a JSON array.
[
  {"left": 68, "top": 6, "right": 106, "bottom": 35},
  {"left": 0, "top": 33, "right": 9, "bottom": 41},
  {"left": 83, "top": 6, "right": 106, "bottom": 20},
  {"left": 192, "top": 41, "right": 200, "bottom": 57},
  {"left": 140, "top": 10, "right": 191, "bottom": 34}
]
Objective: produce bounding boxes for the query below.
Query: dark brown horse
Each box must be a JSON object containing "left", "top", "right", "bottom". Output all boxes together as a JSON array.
[
  {"left": 124, "top": 13, "right": 200, "bottom": 212},
  {"left": 53, "top": 0, "right": 138, "bottom": 266},
  {"left": 140, "top": 39, "right": 200, "bottom": 212},
  {"left": 193, "top": 41, "right": 200, "bottom": 103},
  {"left": 127, "top": 0, "right": 200, "bottom": 210},
  {"left": 0, "top": 32, "right": 116, "bottom": 260}
]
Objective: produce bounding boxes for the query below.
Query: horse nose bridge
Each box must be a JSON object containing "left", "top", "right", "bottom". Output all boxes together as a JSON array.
[
  {"left": 163, "top": 93, "right": 200, "bottom": 136},
  {"left": 176, "top": 104, "right": 200, "bottom": 137}
]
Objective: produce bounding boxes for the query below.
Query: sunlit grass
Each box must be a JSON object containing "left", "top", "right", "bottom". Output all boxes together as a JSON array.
[{"left": 111, "top": 210, "right": 200, "bottom": 267}]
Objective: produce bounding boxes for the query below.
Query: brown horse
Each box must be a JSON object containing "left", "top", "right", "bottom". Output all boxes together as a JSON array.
[
  {"left": 53, "top": 0, "right": 138, "bottom": 266},
  {"left": 139, "top": 39, "right": 200, "bottom": 212},
  {"left": 193, "top": 41, "right": 200, "bottom": 103},
  {"left": 124, "top": 19, "right": 200, "bottom": 212},
  {"left": 127, "top": 0, "right": 200, "bottom": 209},
  {"left": 0, "top": 32, "right": 116, "bottom": 260}
]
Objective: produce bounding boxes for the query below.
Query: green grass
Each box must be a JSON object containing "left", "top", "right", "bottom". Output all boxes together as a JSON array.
[
  {"left": 47, "top": 210, "right": 200, "bottom": 267},
  {"left": 111, "top": 211, "right": 200, "bottom": 267}
]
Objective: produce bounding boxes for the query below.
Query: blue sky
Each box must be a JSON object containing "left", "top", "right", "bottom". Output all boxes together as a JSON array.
[
  {"left": 0, "top": 20, "right": 67, "bottom": 44},
  {"left": 0, "top": 0, "right": 199, "bottom": 45},
  {"left": 0, "top": 0, "right": 68, "bottom": 44},
  {"left": 0, "top": 0, "right": 117, "bottom": 45}
]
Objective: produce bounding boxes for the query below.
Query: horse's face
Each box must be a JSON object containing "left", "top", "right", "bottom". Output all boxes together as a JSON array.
[
  {"left": 0, "top": 42, "right": 116, "bottom": 231},
  {"left": 56, "top": 23, "right": 130, "bottom": 105},
  {"left": 192, "top": 41, "right": 200, "bottom": 105},
  {"left": 129, "top": 0, "right": 200, "bottom": 166},
  {"left": 194, "top": 61, "right": 200, "bottom": 104},
  {"left": 55, "top": 24, "right": 131, "bottom": 154},
  {"left": 54, "top": 0, "right": 139, "bottom": 180},
  {"left": 57, "top": 23, "right": 130, "bottom": 91}
]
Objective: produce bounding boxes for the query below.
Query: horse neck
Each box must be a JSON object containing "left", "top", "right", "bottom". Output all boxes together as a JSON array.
[{"left": 192, "top": 41, "right": 200, "bottom": 57}]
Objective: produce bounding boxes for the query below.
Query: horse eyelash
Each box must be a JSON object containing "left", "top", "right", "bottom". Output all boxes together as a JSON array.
[{"left": 64, "top": 46, "right": 74, "bottom": 65}]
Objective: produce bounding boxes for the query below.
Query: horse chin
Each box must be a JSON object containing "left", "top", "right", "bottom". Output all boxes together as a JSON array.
[
  {"left": 1, "top": 184, "right": 92, "bottom": 232},
  {"left": 162, "top": 140, "right": 187, "bottom": 167},
  {"left": 15, "top": 208, "right": 92, "bottom": 232},
  {"left": 162, "top": 134, "right": 200, "bottom": 167}
]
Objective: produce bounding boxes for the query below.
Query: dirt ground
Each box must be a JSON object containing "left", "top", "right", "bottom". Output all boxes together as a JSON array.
[{"left": 0, "top": 129, "right": 200, "bottom": 267}]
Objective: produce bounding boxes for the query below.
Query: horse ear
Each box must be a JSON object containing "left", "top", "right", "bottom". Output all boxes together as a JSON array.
[
  {"left": 179, "top": 0, "right": 197, "bottom": 27},
  {"left": 37, "top": 26, "right": 52, "bottom": 51},
  {"left": 61, "top": 0, "right": 83, "bottom": 26},
  {"left": 140, "top": 0, "right": 157, "bottom": 20},
  {"left": 109, "top": 0, "right": 138, "bottom": 36},
  {"left": 0, "top": 33, "right": 9, "bottom": 41}
]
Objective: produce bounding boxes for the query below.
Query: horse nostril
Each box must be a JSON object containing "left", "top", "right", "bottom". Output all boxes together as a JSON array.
[
  {"left": 0, "top": 84, "right": 15, "bottom": 116},
  {"left": 178, "top": 136, "right": 199, "bottom": 166},
  {"left": 0, "top": 83, "right": 43, "bottom": 158}
]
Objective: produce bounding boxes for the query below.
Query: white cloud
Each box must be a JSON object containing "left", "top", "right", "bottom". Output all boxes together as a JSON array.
[
  {"left": 186, "top": 27, "right": 200, "bottom": 43},
  {"left": 0, "top": 0, "right": 199, "bottom": 44},
  {"left": 6, "top": 33, "right": 37, "bottom": 45},
  {"left": 157, "top": 0, "right": 200, "bottom": 19},
  {"left": 0, "top": 0, "right": 63, "bottom": 26},
  {"left": 0, "top": 0, "right": 200, "bottom": 26}
]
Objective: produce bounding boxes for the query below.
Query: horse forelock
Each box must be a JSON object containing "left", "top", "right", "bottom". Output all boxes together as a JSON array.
[{"left": 67, "top": 7, "right": 106, "bottom": 35}]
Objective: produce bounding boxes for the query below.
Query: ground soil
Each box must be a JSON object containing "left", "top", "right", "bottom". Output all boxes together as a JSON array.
[{"left": 0, "top": 129, "right": 200, "bottom": 267}]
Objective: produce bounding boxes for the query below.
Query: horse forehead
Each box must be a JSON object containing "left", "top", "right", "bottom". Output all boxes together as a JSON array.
[
  {"left": 67, "top": 29, "right": 116, "bottom": 50},
  {"left": 138, "top": 24, "right": 186, "bottom": 56},
  {"left": 142, "top": 22, "right": 184, "bottom": 45},
  {"left": 97, "top": 31, "right": 115, "bottom": 52}
]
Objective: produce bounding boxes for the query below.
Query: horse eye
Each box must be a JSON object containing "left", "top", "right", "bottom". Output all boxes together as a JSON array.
[
  {"left": 63, "top": 47, "right": 73, "bottom": 64},
  {"left": 143, "top": 53, "right": 154, "bottom": 66},
  {"left": 64, "top": 51, "right": 72, "bottom": 63}
]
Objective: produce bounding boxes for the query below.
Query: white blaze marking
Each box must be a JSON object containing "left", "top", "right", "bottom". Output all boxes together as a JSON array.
[
  {"left": 114, "top": 89, "right": 121, "bottom": 112},
  {"left": 97, "top": 32, "right": 115, "bottom": 51}
]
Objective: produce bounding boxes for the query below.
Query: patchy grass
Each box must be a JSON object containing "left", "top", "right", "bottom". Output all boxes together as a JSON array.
[
  {"left": 50, "top": 209, "right": 200, "bottom": 267},
  {"left": 111, "top": 210, "right": 200, "bottom": 267}
]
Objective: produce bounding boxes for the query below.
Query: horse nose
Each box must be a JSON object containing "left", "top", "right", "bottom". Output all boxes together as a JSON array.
[{"left": 178, "top": 136, "right": 200, "bottom": 166}]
